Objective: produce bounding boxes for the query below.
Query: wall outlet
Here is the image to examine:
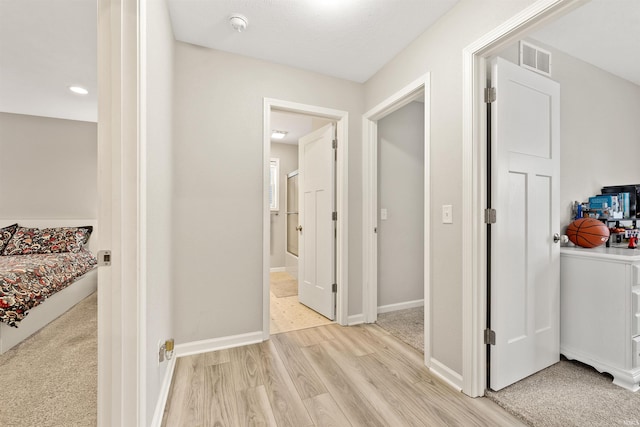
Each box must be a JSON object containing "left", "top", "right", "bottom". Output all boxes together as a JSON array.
[{"left": 380, "top": 208, "right": 388, "bottom": 220}]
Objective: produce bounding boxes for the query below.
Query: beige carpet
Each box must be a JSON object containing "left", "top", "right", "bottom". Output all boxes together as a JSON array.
[
  {"left": 486, "top": 357, "right": 640, "bottom": 427},
  {"left": 376, "top": 306, "right": 424, "bottom": 353},
  {"left": 0, "top": 292, "right": 97, "bottom": 427}
]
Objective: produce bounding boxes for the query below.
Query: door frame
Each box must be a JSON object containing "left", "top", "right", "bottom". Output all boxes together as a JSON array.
[
  {"left": 263, "top": 98, "right": 349, "bottom": 339},
  {"left": 362, "top": 73, "right": 431, "bottom": 365},
  {"left": 461, "top": 0, "right": 586, "bottom": 397},
  {"left": 97, "top": 0, "right": 141, "bottom": 424}
]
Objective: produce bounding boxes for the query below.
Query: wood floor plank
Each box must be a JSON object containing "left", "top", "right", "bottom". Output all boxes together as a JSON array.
[
  {"left": 303, "top": 393, "right": 352, "bottom": 427},
  {"left": 272, "top": 333, "right": 328, "bottom": 399},
  {"left": 325, "top": 324, "right": 376, "bottom": 356},
  {"left": 319, "top": 339, "right": 424, "bottom": 426},
  {"left": 162, "top": 354, "right": 205, "bottom": 427},
  {"left": 236, "top": 385, "right": 278, "bottom": 427},
  {"left": 229, "top": 343, "right": 264, "bottom": 391},
  {"left": 301, "top": 343, "right": 387, "bottom": 427},
  {"left": 284, "top": 325, "right": 335, "bottom": 348},
  {"left": 203, "top": 347, "right": 230, "bottom": 366},
  {"left": 257, "top": 340, "right": 314, "bottom": 427},
  {"left": 203, "top": 363, "right": 239, "bottom": 426}
]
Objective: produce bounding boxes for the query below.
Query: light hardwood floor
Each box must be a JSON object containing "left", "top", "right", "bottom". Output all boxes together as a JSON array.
[{"left": 162, "top": 323, "right": 525, "bottom": 426}]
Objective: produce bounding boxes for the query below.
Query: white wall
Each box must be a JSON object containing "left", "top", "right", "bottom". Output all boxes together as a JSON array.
[
  {"left": 364, "top": 0, "right": 536, "bottom": 375},
  {"left": 377, "top": 101, "right": 424, "bottom": 308},
  {"left": 0, "top": 112, "right": 97, "bottom": 219},
  {"left": 143, "top": 0, "right": 174, "bottom": 424},
  {"left": 270, "top": 142, "right": 298, "bottom": 269},
  {"left": 498, "top": 39, "right": 640, "bottom": 229},
  {"left": 172, "top": 43, "right": 364, "bottom": 343}
]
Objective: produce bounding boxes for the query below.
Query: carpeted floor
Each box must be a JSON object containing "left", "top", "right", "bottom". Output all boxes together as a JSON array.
[
  {"left": 486, "top": 357, "right": 640, "bottom": 427},
  {"left": 0, "top": 292, "right": 97, "bottom": 427},
  {"left": 376, "top": 306, "right": 424, "bottom": 353}
]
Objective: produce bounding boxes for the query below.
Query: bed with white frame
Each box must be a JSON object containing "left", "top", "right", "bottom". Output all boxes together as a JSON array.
[{"left": 0, "top": 219, "right": 98, "bottom": 354}]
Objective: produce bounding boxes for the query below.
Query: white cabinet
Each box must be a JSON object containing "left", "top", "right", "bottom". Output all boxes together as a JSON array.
[{"left": 561, "top": 247, "right": 640, "bottom": 391}]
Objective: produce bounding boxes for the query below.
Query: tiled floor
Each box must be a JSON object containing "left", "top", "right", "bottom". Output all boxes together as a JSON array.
[{"left": 269, "top": 272, "right": 333, "bottom": 334}]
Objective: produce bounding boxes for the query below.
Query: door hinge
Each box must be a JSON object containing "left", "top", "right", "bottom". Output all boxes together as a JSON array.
[
  {"left": 97, "top": 250, "right": 111, "bottom": 266},
  {"left": 484, "top": 208, "right": 497, "bottom": 224},
  {"left": 332, "top": 283, "right": 337, "bottom": 293},
  {"left": 332, "top": 139, "right": 337, "bottom": 149},
  {"left": 332, "top": 211, "right": 337, "bottom": 221},
  {"left": 484, "top": 87, "right": 496, "bottom": 103},
  {"left": 484, "top": 328, "right": 496, "bottom": 345}
]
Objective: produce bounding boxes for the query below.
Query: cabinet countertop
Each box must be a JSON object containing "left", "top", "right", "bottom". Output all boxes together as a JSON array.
[{"left": 561, "top": 245, "right": 640, "bottom": 261}]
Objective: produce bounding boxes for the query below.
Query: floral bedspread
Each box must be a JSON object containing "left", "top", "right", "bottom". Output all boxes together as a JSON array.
[{"left": 0, "top": 249, "right": 97, "bottom": 327}]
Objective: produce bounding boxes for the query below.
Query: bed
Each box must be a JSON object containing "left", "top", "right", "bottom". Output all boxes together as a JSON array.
[{"left": 0, "top": 219, "right": 98, "bottom": 354}]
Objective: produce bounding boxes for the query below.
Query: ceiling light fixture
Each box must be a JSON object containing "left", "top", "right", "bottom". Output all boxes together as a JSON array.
[
  {"left": 271, "top": 130, "right": 288, "bottom": 140},
  {"left": 69, "top": 86, "right": 89, "bottom": 95},
  {"left": 229, "top": 14, "right": 248, "bottom": 32}
]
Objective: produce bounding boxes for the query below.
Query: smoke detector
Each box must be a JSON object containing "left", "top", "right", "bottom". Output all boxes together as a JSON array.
[{"left": 229, "top": 14, "right": 248, "bottom": 32}]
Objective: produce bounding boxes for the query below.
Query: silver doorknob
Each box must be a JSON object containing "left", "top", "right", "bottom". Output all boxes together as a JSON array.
[
  {"left": 553, "top": 233, "right": 568, "bottom": 244},
  {"left": 296, "top": 225, "right": 302, "bottom": 232}
]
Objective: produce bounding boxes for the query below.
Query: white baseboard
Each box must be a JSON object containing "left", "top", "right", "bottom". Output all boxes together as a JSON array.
[
  {"left": 150, "top": 357, "right": 177, "bottom": 427},
  {"left": 377, "top": 299, "right": 424, "bottom": 314},
  {"left": 270, "top": 267, "right": 286, "bottom": 273},
  {"left": 175, "top": 331, "right": 264, "bottom": 358},
  {"left": 348, "top": 313, "right": 364, "bottom": 325},
  {"left": 430, "top": 357, "right": 463, "bottom": 391}
]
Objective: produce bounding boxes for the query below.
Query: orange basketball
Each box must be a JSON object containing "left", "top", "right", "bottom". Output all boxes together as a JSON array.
[{"left": 566, "top": 218, "right": 610, "bottom": 248}]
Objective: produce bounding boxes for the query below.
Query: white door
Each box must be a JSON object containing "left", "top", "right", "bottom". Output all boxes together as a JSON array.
[
  {"left": 298, "top": 123, "right": 336, "bottom": 320},
  {"left": 489, "top": 57, "right": 561, "bottom": 391}
]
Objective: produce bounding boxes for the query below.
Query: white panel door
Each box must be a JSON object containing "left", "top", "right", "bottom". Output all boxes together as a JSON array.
[
  {"left": 298, "top": 123, "right": 336, "bottom": 320},
  {"left": 489, "top": 57, "right": 561, "bottom": 391}
]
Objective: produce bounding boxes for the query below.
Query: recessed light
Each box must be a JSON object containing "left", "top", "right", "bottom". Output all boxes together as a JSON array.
[
  {"left": 69, "top": 86, "right": 89, "bottom": 95},
  {"left": 271, "top": 130, "right": 288, "bottom": 140}
]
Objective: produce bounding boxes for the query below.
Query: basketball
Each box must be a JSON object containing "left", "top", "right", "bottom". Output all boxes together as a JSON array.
[{"left": 566, "top": 218, "right": 610, "bottom": 248}]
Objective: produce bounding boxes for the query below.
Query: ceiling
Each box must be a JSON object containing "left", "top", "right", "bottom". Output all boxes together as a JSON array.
[
  {"left": 167, "top": 0, "right": 459, "bottom": 83},
  {"left": 0, "top": 0, "right": 638, "bottom": 122}
]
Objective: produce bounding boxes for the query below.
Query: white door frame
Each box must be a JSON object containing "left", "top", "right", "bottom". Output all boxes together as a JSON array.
[
  {"left": 461, "top": 0, "right": 586, "bottom": 397},
  {"left": 263, "top": 98, "right": 349, "bottom": 339},
  {"left": 362, "top": 74, "right": 431, "bottom": 365},
  {"left": 97, "top": 0, "right": 141, "bottom": 424}
]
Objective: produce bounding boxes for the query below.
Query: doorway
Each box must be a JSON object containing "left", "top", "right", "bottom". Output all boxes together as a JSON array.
[
  {"left": 268, "top": 111, "right": 335, "bottom": 334},
  {"left": 263, "top": 99, "right": 349, "bottom": 340},
  {"left": 362, "top": 74, "right": 431, "bottom": 364}
]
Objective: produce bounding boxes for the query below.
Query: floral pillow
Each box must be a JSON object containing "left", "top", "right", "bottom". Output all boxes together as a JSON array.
[
  {"left": 0, "top": 223, "right": 18, "bottom": 254},
  {"left": 2, "top": 226, "right": 93, "bottom": 256}
]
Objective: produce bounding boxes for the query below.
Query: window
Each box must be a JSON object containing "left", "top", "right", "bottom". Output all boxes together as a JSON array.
[{"left": 270, "top": 158, "right": 279, "bottom": 211}]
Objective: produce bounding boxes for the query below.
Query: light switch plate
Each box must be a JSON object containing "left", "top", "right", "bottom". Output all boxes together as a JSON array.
[
  {"left": 380, "top": 208, "right": 388, "bottom": 220},
  {"left": 442, "top": 205, "right": 453, "bottom": 224}
]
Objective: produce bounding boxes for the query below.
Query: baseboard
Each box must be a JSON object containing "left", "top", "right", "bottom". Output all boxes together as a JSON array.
[
  {"left": 270, "top": 267, "right": 286, "bottom": 273},
  {"left": 377, "top": 299, "right": 424, "bottom": 314},
  {"left": 150, "top": 357, "right": 177, "bottom": 427},
  {"left": 175, "top": 331, "right": 264, "bottom": 358},
  {"left": 430, "top": 357, "right": 463, "bottom": 391},
  {"left": 348, "top": 313, "right": 364, "bottom": 325}
]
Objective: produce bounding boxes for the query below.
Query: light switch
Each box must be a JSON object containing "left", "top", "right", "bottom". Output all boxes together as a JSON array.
[
  {"left": 442, "top": 205, "right": 453, "bottom": 224},
  {"left": 380, "top": 208, "right": 388, "bottom": 221}
]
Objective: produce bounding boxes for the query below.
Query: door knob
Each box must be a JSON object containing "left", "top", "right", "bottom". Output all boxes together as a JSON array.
[
  {"left": 553, "top": 233, "right": 568, "bottom": 244},
  {"left": 296, "top": 225, "right": 302, "bottom": 232}
]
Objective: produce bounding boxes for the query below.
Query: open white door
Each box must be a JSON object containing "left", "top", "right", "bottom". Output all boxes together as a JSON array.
[
  {"left": 489, "top": 57, "right": 560, "bottom": 391},
  {"left": 298, "top": 123, "right": 336, "bottom": 320}
]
